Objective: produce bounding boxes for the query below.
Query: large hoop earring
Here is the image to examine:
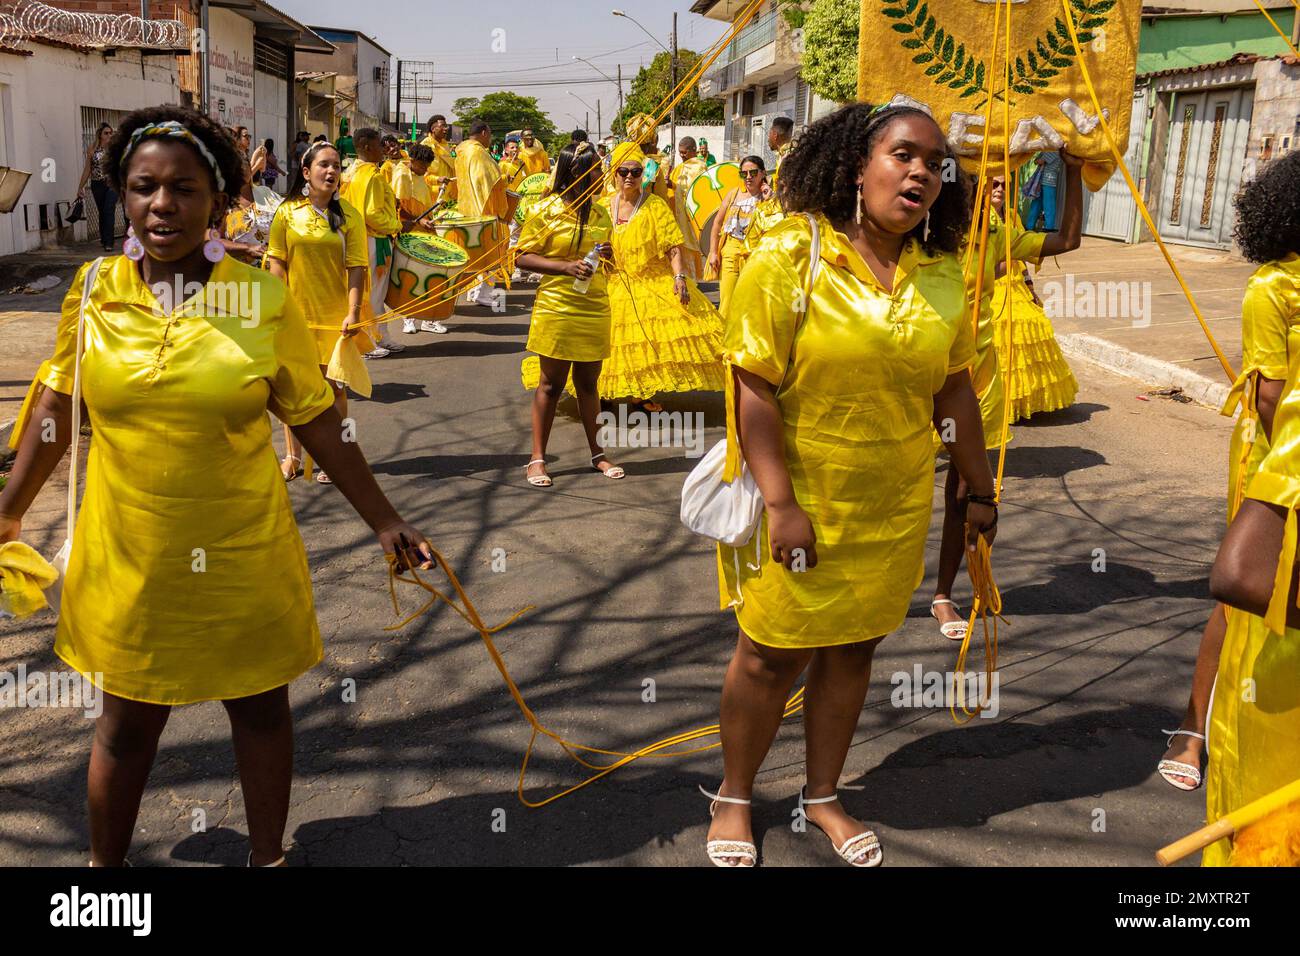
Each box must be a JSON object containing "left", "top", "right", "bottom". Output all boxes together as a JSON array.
[{"left": 302, "top": 183, "right": 310, "bottom": 197}]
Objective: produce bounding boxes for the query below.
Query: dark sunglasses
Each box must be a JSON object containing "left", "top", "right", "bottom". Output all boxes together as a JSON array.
[
  {"left": 615, "top": 166, "right": 644, "bottom": 179},
  {"left": 741, "top": 169, "right": 763, "bottom": 179}
]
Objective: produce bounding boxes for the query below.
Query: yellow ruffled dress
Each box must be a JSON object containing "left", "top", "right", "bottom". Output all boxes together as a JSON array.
[
  {"left": 718, "top": 216, "right": 975, "bottom": 648},
  {"left": 21, "top": 256, "right": 336, "bottom": 705},
  {"left": 599, "top": 191, "right": 726, "bottom": 399},
  {"left": 991, "top": 263, "right": 1078, "bottom": 421},
  {"left": 1204, "top": 254, "right": 1300, "bottom": 865}
]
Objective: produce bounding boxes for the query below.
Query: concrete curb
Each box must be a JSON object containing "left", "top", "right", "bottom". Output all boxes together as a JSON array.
[{"left": 1057, "top": 332, "right": 1230, "bottom": 410}]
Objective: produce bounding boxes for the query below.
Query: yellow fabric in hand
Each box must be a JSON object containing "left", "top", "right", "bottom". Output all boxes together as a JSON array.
[
  {"left": 857, "top": 0, "right": 1141, "bottom": 185},
  {"left": 327, "top": 333, "right": 372, "bottom": 398},
  {"left": 0, "top": 541, "right": 58, "bottom": 619}
]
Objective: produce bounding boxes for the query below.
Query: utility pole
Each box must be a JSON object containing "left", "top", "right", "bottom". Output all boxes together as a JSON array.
[
  {"left": 670, "top": 12, "right": 678, "bottom": 158},
  {"left": 617, "top": 64, "right": 624, "bottom": 120},
  {"left": 597, "top": 100, "right": 602, "bottom": 142}
]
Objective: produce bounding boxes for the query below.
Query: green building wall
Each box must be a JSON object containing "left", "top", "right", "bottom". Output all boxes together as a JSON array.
[{"left": 1137, "top": 10, "right": 1296, "bottom": 75}]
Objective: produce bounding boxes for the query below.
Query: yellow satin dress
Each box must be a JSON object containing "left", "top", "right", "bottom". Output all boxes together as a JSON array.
[
  {"left": 33, "top": 255, "right": 336, "bottom": 704},
  {"left": 518, "top": 195, "right": 613, "bottom": 366},
  {"left": 1205, "top": 338, "right": 1300, "bottom": 865},
  {"left": 718, "top": 215, "right": 976, "bottom": 648},
  {"left": 266, "top": 196, "right": 372, "bottom": 365},
  {"left": 599, "top": 192, "right": 726, "bottom": 399}
]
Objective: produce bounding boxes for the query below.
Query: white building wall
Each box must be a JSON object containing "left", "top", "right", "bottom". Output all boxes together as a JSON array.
[
  {"left": 0, "top": 44, "right": 180, "bottom": 256},
  {"left": 354, "top": 38, "right": 389, "bottom": 125},
  {"left": 254, "top": 69, "right": 288, "bottom": 191}
]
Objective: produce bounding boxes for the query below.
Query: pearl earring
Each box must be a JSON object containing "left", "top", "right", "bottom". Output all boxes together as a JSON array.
[
  {"left": 123, "top": 225, "right": 144, "bottom": 261},
  {"left": 855, "top": 184, "right": 863, "bottom": 226},
  {"left": 202, "top": 227, "right": 226, "bottom": 264}
]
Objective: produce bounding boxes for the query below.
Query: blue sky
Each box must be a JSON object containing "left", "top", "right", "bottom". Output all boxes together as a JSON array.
[{"left": 277, "top": 0, "right": 730, "bottom": 136}]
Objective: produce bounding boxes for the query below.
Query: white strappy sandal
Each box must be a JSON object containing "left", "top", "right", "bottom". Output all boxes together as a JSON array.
[
  {"left": 526, "top": 459, "right": 552, "bottom": 488},
  {"left": 591, "top": 453, "right": 625, "bottom": 480},
  {"left": 1157, "top": 728, "right": 1206, "bottom": 791},
  {"left": 930, "top": 599, "right": 969, "bottom": 641},
  {"left": 699, "top": 784, "right": 757, "bottom": 868},
  {"left": 797, "top": 787, "right": 883, "bottom": 868}
]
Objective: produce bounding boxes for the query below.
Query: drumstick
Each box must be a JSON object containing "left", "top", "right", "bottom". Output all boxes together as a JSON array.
[{"left": 1156, "top": 776, "right": 1300, "bottom": 865}]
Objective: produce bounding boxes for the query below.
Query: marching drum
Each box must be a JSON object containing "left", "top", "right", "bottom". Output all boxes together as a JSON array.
[
  {"left": 386, "top": 232, "right": 470, "bottom": 320},
  {"left": 432, "top": 211, "right": 508, "bottom": 282}
]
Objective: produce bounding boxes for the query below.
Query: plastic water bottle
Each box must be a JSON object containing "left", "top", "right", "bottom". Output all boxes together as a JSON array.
[{"left": 572, "top": 247, "right": 601, "bottom": 294}]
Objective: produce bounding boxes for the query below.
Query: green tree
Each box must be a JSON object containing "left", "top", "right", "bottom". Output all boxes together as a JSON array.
[
  {"left": 612, "top": 49, "right": 724, "bottom": 138},
  {"left": 782, "top": 0, "right": 859, "bottom": 106},
  {"left": 453, "top": 91, "right": 558, "bottom": 144}
]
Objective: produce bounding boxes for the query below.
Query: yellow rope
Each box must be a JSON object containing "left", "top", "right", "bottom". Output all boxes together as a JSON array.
[
  {"left": 1059, "top": 0, "right": 1236, "bottom": 382},
  {"left": 1251, "top": 0, "right": 1300, "bottom": 59},
  {"left": 385, "top": 548, "right": 803, "bottom": 807}
]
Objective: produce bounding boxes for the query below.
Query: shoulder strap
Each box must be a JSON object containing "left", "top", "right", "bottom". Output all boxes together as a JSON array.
[
  {"left": 774, "top": 214, "right": 820, "bottom": 397},
  {"left": 66, "top": 257, "right": 104, "bottom": 543}
]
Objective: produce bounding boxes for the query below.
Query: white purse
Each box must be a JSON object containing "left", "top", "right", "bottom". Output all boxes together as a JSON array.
[
  {"left": 680, "top": 215, "right": 820, "bottom": 548},
  {"left": 43, "top": 256, "right": 103, "bottom": 615}
]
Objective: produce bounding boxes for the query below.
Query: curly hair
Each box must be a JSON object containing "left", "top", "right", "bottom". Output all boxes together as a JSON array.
[
  {"left": 1233, "top": 150, "right": 1300, "bottom": 264},
  {"left": 777, "top": 102, "right": 970, "bottom": 255},
  {"left": 106, "top": 105, "right": 246, "bottom": 208},
  {"left": 407, "top": 143, "right": 435, "bottom": 165}
]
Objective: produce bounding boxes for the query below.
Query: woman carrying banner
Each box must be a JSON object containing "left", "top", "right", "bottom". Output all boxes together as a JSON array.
[
  {"left": 266, "top": 141, "right": 371, "bottom": 484},
  {"left": 1160, "top": 151, "right": 1300, "bottom": 793},
  {"left": 704, "top": 104, "right": 996, "bottom": 868},
  {"left": 929, "top": 153, "right": 1083, "bottom": 642},
  {"left": 0, "top": 106, "right": 432, "bottom": 868}
]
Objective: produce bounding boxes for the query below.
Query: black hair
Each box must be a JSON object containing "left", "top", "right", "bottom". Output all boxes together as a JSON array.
[
  {"left": 312, "top": 133, "right": 327, "bottom": 143},
  {"left": 772, "top": 116, "right": 794, "bottom": 138},
  {"left": 1233, "top": 151, "right": 1300, "bottom": 264},
  {"left": 740, "top": 154, "right": 766, "bottom": 171},
  {"left": 353, "top": 127, "right": 380, "bottom": 147},
  {"left": 471, "top": 120, "right": 491, "bottom": 137},
  {"left": 572, "top": 128, "right": 589, "bottom": 142},
  {"left": 552, "top": 142, "right": 602, "bottom": 251},
  {"left": 299, "top": 141, "right": 346, "bottom": 232},
  {"left": 297, "top": 130, "right": 310, "bottom": 140},
  {"left": 777, "top": 102, "right": 970, "bottom": 255},
  {"left": 408, "top": 143, "right": 434, "bottom": 164},
  {"left": 106, "top": 105, "right": 246, "bottom": 214},
  {"left": 382, "top": 134, "right": 399, "bottom": 145},
  {"left": 427, "top": 114, "right": 446, "bottom": 130},
  {"left": 95, "top": 122, "right": 113, "bottom": 140},
  {"left": 264, "top": 138, "right": 274, "bottom": 152},
  {"left": 679, "top": 136, "right": 697, "bottom": 150}
]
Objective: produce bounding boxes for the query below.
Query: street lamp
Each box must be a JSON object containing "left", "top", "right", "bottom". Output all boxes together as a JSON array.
[
  {"left": 611, "top": 9, "right": 678, "bottom": 157},
  {"left": 572, "top": 55, "right": 624, "bottom": 119}
]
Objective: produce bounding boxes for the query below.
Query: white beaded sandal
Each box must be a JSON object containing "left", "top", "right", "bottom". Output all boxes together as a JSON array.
[
  {"left": 525, "top": 459, "right": 552, "bottom": 488},
  {"left": 930, "top": 599, "right": 969, "bottom": 641},
  {"left": 1157, "top": 728, "right": 1206, "bottom": 791},
  {"left": 699, "top": 784, "right": 757, "bottom": 868},
  {"left": 590, "top": 453, "right": 625, "bottom": 480},
  {"left": 798, "top": 787, "right": 883, "bottom": 868},
  {"left": 247, "top": 851, "right": 286, "bottom": 867}
]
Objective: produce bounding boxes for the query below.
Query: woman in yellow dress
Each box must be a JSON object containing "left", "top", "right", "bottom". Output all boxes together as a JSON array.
[
  {"left": 517, "top": 142, "right": 622, "bottom": 487},
  {"left": 599, "top": 141, "right": 726, "bottom": 407},
  {"left": 1160, "top": 151, "right": 1300, "bottom": 793},
  {"left": 929, "top": 160, "right": 1082, "bottom": 642},
  {"left": 704, "top": 104, "right": 997, "bottom": 868},
  {"left": 1207, "top": 333, "right": 1300, "bottom": 865},
  {"left": 707, "top": 155, "right": 769, "bottom": 318},
  {"left": 0, "top": 107, "right": 432, "bottom": 868},
  {"left": 266, "top": 141, "right": 370, "bottom": 483},
  {"left": 988, "top": 176, "right": 1079, "bottom": 422}
]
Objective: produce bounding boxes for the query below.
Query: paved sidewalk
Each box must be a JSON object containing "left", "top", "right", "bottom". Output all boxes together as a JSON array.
[{"left": 1034, "top": 237, "right": 1254, "bottom": 408}]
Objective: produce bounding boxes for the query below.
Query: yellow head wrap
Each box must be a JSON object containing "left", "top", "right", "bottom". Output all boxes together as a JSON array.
[
  {"left": 607, "top": 141, "right": 648, "bottom": 195},
  {"left": 625, "top": 113, "right": 658, "bottom": 148}
]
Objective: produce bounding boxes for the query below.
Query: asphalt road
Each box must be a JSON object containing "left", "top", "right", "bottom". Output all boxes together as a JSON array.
[{"left": 0, "top": 281, "right": 1231, "bottom": 867}]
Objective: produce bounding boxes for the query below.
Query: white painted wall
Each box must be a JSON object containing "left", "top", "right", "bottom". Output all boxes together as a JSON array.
[
  {"left": 654, "top": 123, "right": 725, "bottom": 156},
  {"left": 207, "top": 7, "right": 255, "bottom": 131},
  {"left": 0, "top": 44, "right": 180, "bottom": 256},
  {"left": 354, "top": 38, "right": 389, "bottom": 125},
  {"left": 254, "top": 70, "right": 288, "bottom": 193}
]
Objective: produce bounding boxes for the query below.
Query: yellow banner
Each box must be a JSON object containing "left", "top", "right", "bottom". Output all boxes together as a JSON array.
[{"left": 857, "top": 0, "right": 1140, "bottom": 188}]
